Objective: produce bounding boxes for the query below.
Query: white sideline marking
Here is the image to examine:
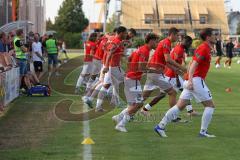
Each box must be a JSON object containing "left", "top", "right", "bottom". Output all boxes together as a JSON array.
[{"left": 83, "top": 105, "right": 92, "bottom": 160}]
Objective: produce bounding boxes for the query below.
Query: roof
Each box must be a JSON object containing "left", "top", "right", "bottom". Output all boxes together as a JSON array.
[
  {"left": 161, "top": 6, "right": 185, "bottom": 15},
  {"left": 0, "top": 21, "right": 34, "bottom": 33}
]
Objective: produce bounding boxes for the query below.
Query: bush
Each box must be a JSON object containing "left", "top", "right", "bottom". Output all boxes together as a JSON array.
[
  {"left": 132, "top": 38, "right": 145, "bottom": 48},
  {"left": 192, "top": 39, "right": 203, "bottom": 49},
  {"left": 56, "top": 32, "right": 83, "bottom": 49},
  {"left": 63, "top": 32, "right": 83, "bottom": 49}
]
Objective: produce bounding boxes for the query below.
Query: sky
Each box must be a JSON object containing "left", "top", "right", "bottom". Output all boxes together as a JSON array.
[{"left": 46, "top": 0, "right": 240, "bottom": 23}]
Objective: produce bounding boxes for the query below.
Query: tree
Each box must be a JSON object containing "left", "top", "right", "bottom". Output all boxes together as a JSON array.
[
  {"left": 237, "top": 22, "right": 240, "bottom": 35},
  {"left": 54, "top": 0, "right": 89, "bottom": 33},
  {"left": 46, "top": 18, "right": 55, "bottom": 31},
  {"left": 106, "top": 14, "right": 117, "bottom": 33}
]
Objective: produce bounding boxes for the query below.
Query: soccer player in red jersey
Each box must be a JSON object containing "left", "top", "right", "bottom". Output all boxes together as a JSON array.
[
  {"left": 112, "top": 33, "right": 159, "bottom": 132},
  {"left": 75, "top": 32, "right": 97, "bottom": 93},
  {"left": 141, "top": 28, "right": 187, "bottom": 117},
  {"left": 155, "top": 28, "right": 217, "bottom": 138},
  {"left": 102, "top": 26, "right": 128, "bottom": 107},
  {"left": 82, "top": 32, "right": 115, "bottom": 108},
  {"left": 141, "top": 36, "right": 198, "bottom": 117},
  {"left": 85, "top": 34, "right": 105, "bottom": 91}
]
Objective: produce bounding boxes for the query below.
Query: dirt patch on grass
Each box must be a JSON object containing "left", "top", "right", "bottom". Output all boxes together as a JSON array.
[{"left": 0, "top": 100, "right": 61, "bottom": 149}]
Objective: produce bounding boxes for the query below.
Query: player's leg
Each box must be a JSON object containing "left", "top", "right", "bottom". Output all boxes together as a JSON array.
[
  {"left": 114, "top": 79, "right": 143, "bottom": 132},
  {"left": 95, "top": 72, "right": 111, "bottom": 111},
  {"left": 199, "top": 100, "right": 215, "bottom": 137},
  {"left": 110, "top": 67, "right": 125, "bottom": 106}
]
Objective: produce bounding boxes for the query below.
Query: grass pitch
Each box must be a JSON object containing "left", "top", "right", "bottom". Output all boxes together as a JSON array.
[{"left": 0, "top": 54, "right": 240, "bottom": 160}]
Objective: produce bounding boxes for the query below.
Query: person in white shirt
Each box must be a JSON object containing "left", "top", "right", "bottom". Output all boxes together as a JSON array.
[{"left": 32, "top": 33, "right": 44, "bottom": 79}]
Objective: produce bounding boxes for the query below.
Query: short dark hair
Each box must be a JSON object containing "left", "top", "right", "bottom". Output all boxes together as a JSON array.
[
  {"left": 16, "top": 29, "right": 23, "bottom": 36},
  {"left": 200, "top": 28, "right": 214, "bottom": 41},
  {"left": 113, "top": 27, "right": 118, "bottom": 33},
  {"left": 183, "top": 35, "right": 193, "bottom": 43},
  {"left": 129, "top": 28, "right": 137, "bottom": 36},
  {"left": 0, "top": 32, "right": 6, "bottom": 39},
  {"left": 117, "top": 26, "right": 127, "bottom": 34},
  {"left": 88, "top": 32, "right": 98, "bottom": 41},
  {"left": 182, "top": 35, "right": 193, "bottom": 48},
  {"left": 49, "top": 34, "right": 53, "bottom": 38},
  {"left": 145, "top": 33, "right": 159, "bottom": 43},
  {"left": 168, "top": 27, "right": 179, "bottom": 36}
]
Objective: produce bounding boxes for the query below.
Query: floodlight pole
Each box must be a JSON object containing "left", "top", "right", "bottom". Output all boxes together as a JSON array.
[{"left": 103, "top": 0, "right": 110, "bottom": 33}]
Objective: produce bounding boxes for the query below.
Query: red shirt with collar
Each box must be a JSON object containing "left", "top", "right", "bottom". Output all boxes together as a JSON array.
[
  {"left": 192, "top": 42, "right": 212, "bottom": 79},
  {"left": 84, "top": 41, "right": 96, "bottom": 62},
  {"left": 105, "top": 36, "right": 124, "bottom": 67},
  {"left": 126, "top": 44, "right": 151, "bottom": 80},
  {"left": 148, "top": 38, "right": 171, "bottom": 71},
  {"left": 165, "top": 44, "right": 185, "bottom": 78}
]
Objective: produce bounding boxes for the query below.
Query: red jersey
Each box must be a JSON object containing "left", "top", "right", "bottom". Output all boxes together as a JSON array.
[
  {"left": 105, "top": 36, "right": 124, "bottom": 67},
  {"left": 102, "top": 36, "right": 115, "bottom": 65},
  {"left": 94, "top": 37, "right": 108, "bottom": 60},
  {"left": 126, "top": 45, "right": 151, "bottom": 80},
  {"left": 84, "top": 41, "right": 96, "bottom": 62},
  {"left": 165, "top": 44, "right": 185, "bottom": 78},
  {"left": 148, "top": 38, "right": 171, "bottom": 71},
  {"left": 192, "top": 42, "right": 211, "bottom": 79}
]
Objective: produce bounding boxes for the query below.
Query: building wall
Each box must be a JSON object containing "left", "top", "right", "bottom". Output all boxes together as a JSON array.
[
  {"left": 18, "top": 0, "right": 46, "bottom": 34},
  {"left": 121, "top": 0, "right": 229, "bottom": 38},
  {"left": 0, "top": 0, "right": 13, "bottom": 26}
]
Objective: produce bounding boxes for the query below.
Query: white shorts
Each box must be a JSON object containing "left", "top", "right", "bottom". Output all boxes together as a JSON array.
[
  {"left": 165, "top": 76, "right": 184, "bottom": 92},
  {"left": 143, "top": 73, "right": 172, "bottom": 91},
  {"left": 81, "top": 62, "right": 93, "bottom": 75},
  {"left": 180, "top": 77, "right": 212, "bottom": 103},
  {"left": 92, "top": 59, "right": 102, "bottom": 75},
  {"left": 103, "top": 70, "right": 112, "bottom": 84},
  {"left": 124, "top": 77, "right": 143, "bottom": 105},
  {"left": 109, "top": 67, "right": 125, "bottom": 85}
]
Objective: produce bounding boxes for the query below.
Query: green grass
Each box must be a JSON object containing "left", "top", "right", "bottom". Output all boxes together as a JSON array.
[{"left": 0, "top": 55, "right": 240, "bottom": 160}]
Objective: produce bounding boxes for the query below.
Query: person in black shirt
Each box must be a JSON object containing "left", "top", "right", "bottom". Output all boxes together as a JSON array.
[
  {"left": 215, "top": 34, "right": 223, "bottom": 68},
  {"left": 224, "top": 38, "right": 235, "bottom": 69}
]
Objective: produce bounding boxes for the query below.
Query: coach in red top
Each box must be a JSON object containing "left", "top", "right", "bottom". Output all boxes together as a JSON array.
[{"left": 155, "top": 28, "right": 217, "bottom": 138}]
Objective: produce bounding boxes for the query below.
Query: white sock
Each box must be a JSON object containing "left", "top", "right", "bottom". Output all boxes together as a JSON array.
[
  {"left": 118, "top": 112, "right": 130, "bottom": 127},
  {"left": 76, "top": 75, "right": 84, "bottom": 88},
  {"left": 200, "top": 107, "right": 214, "bottom": 133},
  {"left": 118, "top": 108, "right": 128, "bottom": 120},
  {"left": 186, "top": 105, "right": 193, "bottom": 112},
  {"left": 159, "top": 105, "right": 181, "bottom": 128},
  {"left": 96, "top": 87, "right": 108, "bottom": 108},
  {"left": 144, "top": 104, "right": 152, "bottom": 111}
]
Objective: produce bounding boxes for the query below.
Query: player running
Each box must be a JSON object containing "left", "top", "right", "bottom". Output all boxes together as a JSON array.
[
  {"left": 141, "top": 35, "right": 198, "bottom": 117},
  {"left": 140, "top": 28, "right": 187, "bottom": 120},
  {"left": 75, "top": 32, "right": 97, "bottom": 94},
  {"left": 154, "top": 28, "right": 217, "bottom": 138},
  {"left": 112, "top": 33, "right": 159, "bottom": 132}
]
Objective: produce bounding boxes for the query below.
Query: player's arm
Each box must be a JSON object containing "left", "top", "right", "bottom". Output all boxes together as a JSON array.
[
  {"left": 186, "top": 60, "right": 198, "bottom": 90},
  {"left": 90, "top": 45, "right": 96, "bottom": 58},
  {"left": 165, "top": 53, "right": 186, "bottom": 74},
  {"left": 103, "top": 44, "right": 117, "bottom": 73}
]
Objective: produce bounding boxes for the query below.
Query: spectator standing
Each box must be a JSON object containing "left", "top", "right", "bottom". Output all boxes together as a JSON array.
[
  {"left": 14, "top": 29, "right": 28, "bottom": 83},
  {"left": 0, "top": 32, "right": 7, "bottom": 52},
  {"left": 43, "top": 34, "right": 60, "bottom": 76},
  {"left": 32, "top": 33, "right": 44, "bottom": 79}
]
